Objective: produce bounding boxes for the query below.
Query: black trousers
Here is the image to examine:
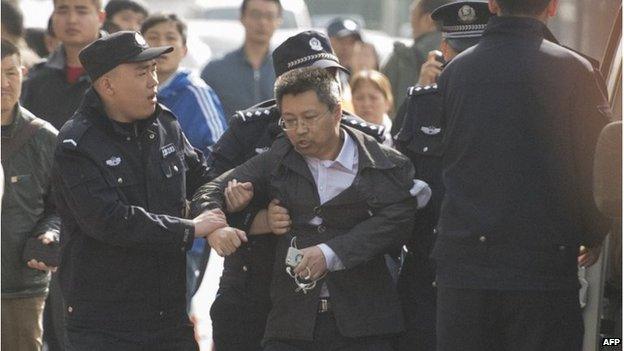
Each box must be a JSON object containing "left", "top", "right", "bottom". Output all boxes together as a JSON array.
[
  {"left": 263, "top": 312, "right": 396, "bottom": 351},
  {"left": 66, "top": 320, "right": 198, "bottom": 351},
  {"left": 436, "top": 287, "right": 583, "bottom": 351},
  {"left": 396, "top": 253, "right": 437, "bottom": 351},
  {"left": 210, "top": 289, "right": 271, "bottom": 351}
]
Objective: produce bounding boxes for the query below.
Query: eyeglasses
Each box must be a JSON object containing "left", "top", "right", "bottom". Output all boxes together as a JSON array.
[{"left": 278, "top": 108, "right": 333, "bottom": 131}]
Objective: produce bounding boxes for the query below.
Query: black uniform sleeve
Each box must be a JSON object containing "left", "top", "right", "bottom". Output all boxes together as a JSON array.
[
  {"left": 572, "top": 69, "right": 611, "bottom": 246},
  {"left": 206, "top": 117, "right": 253, "bottom": 180},
  {"left": 54, "top": 149, "right": 195, "bottom": 253},
  {"left": 180, "top": 132, "right": 213, "bottom": 198},
  {"left": 190, "top": 151, "right": 273, "bottom": 218}
]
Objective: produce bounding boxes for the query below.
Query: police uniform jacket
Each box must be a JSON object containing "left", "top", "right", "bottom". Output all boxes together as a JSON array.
[
  {"left": 435, "top": 16, "right": 611, "bottom": 291},
  {"left": 192, "top": 126, "right": 416, "bottom": 341},
  {"left": 52, "top": 88, "right": 211, "bottom": 330},
  {"left": 198, "top": 100, "right": 387, "bottom": 305}
]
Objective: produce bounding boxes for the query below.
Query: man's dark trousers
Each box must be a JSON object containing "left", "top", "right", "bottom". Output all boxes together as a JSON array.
[{"left": 436, "top": 287, "right": 583, "bottom": 351}]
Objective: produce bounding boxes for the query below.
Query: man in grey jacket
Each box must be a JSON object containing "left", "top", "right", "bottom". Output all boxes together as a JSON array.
[{"left": 1, "top": 39, "right": 60, "bottom": 351}]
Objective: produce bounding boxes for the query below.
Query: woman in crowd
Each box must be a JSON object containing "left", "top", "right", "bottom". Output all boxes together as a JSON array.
[{"left": 350, "top": 69, "right": 394, "bottom": 146}]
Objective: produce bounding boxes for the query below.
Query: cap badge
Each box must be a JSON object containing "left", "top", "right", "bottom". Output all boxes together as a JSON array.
[
  {"left": 458, "top": 5, "right": 477, "bottom": 24},
  {"left": 134, "top": 32, "right": 147, "bottom": 46},
  {"left": 309, "top": 37, "right": 323, "bottom": 51}
]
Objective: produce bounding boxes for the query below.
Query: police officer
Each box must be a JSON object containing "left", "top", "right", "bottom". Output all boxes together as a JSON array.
[
  {"left": 393, "top": 2, "right": 493, "bottom": 351},
  {"left": 52, "top": 31, "right": 227, "bottom": 350},
  {"left": 194, "top": 31, "right": 386, "bottom": 351},
  {"left": 433, "top": 0, "right": 610, "bottom": 349}
]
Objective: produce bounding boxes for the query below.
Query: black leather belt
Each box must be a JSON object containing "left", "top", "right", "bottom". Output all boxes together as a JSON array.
[{"left": 318, "top": 298, "right": 331, "bottom": 313}]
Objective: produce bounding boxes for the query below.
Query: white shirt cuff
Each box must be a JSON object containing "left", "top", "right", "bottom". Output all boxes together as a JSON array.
[
  {"left": 317, "top": 243, "right": 345, "bottom": 271},
  {"left": 410, "top": 179, "right": 432, "bottom": 209}
]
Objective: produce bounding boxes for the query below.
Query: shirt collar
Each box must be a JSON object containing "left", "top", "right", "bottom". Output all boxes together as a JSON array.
[{"left": 305, "top": 130, "right": 358, "bottom": 172}]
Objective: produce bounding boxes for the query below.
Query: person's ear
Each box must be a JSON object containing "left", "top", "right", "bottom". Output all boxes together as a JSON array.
[
  {"left": 546, "top": 0, "right": 559, "bottom": 17},
  {"left": 97, "top": 9, "right": 106, "bottom": 25},
  {"left": 98, "top": 75, "right": 115, "bottom": 96},
  {"left": 182, "top": 44, "right": 188, "bottom": 58},
  {"left": 488, "top": 0, "right": 500, "bottom": 15},
  {"left": 20, "top": 66, "right": 28, "bottom": 79}
]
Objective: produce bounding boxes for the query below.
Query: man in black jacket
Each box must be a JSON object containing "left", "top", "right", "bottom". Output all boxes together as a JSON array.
[
  {"left": 198, "top": 30, "right": 386, "bottom": 351},
  {"left": 434, "top": 1, "right": 610, "bottom": 350},
  {"left": 52, "top": 31, "right": 227, "bottom": 350},
  {"left": 394, "top": 3, "right": 494, "bottom": 350},
  {"left": 192, "top": 67, "right": 421, "bottom": 350}
]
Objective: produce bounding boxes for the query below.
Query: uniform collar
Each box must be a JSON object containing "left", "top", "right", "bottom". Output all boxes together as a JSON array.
[{"left": 483, "top": 16, "right": 547, "bottom": 39}]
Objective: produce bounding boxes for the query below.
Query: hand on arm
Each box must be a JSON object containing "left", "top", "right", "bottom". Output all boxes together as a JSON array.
[{"left": 267, "top": 199, "right": 291, "bottom": 235}]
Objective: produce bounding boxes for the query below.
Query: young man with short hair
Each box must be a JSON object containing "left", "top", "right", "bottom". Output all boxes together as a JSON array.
[
  {"left": 434, "top": 0, "right": 610, "bottom": 349},
  {"left": 1, "top": 39, "right": 60, "bottom": 351},
  {"left": 201, "top": 0, "right": 283, "bottom": 118},
  {"left": 21, "top": 0, "right": 105, "bottom": 130},
  {"left": 103, "top": 0, "right": 149, "bottom": 33}
]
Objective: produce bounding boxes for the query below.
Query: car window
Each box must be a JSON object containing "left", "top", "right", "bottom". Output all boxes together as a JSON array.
[{"left": 189, "top": 8, "right": 298, "bottom": 28}]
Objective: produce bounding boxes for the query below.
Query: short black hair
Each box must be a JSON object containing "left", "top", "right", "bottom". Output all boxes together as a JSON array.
[
  {"left": 105, "top": 0, "right": 148, "bottom": 19},
  {"left": 416, "top": 0, "right": 454, "bottom": 15},
  {"left": 1, "top": 0, "right": 24, "bottom": 38},
  {"left": 1, "top": 38, "right": 21, "bottom": 61},
  {"left": 140, "top": 13, "right": 187, "bottom": 45},
  {"left": 53, "top": 0, "right": 103, "bottom": 10},
  {"left": 494, "top": 0, "right": 551, "bottom": 15},
  {"left": 275, "top": 67, "right": 341, "bottom": 112},
  {"left": 241, "top": 0, "right": 283, "bottom": 16},
  {"left": 25, "top": 28, "right": 49, "bottom": 58}
]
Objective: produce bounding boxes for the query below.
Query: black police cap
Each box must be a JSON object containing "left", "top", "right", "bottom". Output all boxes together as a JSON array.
[
  {"left": 431, "top": 1, "right": 493, "bottom": 51},
  {"left": 79, "top": 31, "right": 173, "bottom": 82},
  {"left": 272, "top": 30, "right": 349, "bottom": 78},
  {"left": 326, "top": 17, "right": 362, "bottom": 40}
]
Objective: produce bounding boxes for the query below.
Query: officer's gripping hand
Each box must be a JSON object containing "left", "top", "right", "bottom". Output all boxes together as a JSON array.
[
  {"left": 224, "top": 179, "right": 254, "bottom": 213},
  {"left": 267, "top": 199, "right": 291, "bottom": 235},
  {"left": 417, "top": 50, "right": 443, "bottom": 86},
  {"left": 294, "top": 246, "right": 327, "bottom": 281},
  {"left": 26, "top": 232, "right": 59, "bottom": 273},
  {"left": 207, "top": 227, "right": 248, "bottom": 256},
  {"left": 193, "top": 209, "right": 228, "bottom": 238}
]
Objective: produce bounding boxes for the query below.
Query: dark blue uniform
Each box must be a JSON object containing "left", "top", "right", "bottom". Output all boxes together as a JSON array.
[
  {"left": 53, "top": 88, "right": 210, "bottom": 350},
  {"left": 195, "top": 99, "right": 386, "bottom": 351},
  {"left": 434, "top": 16, "right": 610, "bottom": 351},
  {"left": 394, "top": 83, "right": 443, "bottom": 351}
]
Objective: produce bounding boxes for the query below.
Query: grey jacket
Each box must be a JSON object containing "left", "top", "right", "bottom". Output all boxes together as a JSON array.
[
  {"left": 191, "top": 127, "right": 417, "bottom": 341},
  {"left": 1, "top": 105, "right": 60, "bottom": 298}
]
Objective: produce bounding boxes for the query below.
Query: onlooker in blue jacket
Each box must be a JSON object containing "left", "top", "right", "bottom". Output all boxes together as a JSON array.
[
  {"left": 142, "top": 13, "right": 227, "bottom": 156},
  {"left": 142, "top": 13, "right": 227, "bottom": 314}
]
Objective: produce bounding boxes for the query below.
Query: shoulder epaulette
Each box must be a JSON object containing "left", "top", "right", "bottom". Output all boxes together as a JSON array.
[
  {"left": 407, "top": 84, "right": 438, "bottom": 97},
  {"left": 234, "top": 104, "right": 278, "bottom": 123},
  {"left": 341, "top": 114, "right": 385, "bottom": 142},
  {"left": 58, "top": 117, "right": 92, "bottom": 150}
]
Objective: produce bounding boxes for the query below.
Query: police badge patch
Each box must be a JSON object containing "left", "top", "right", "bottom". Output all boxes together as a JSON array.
[
  {"left": 458, "top": 5, "right": 477, "bottom": 23},
  {"left": 160, "top": 144, "right": 176, "bottom": 158},
  {"left": 134, "top": 32, "right": 147, "bottom": 46},
  {"left": 309, "top": 37, "right": 323, "bottom": 51},
  {"left": 105, "top": 156, "right": 122, "bottom": 167}
]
